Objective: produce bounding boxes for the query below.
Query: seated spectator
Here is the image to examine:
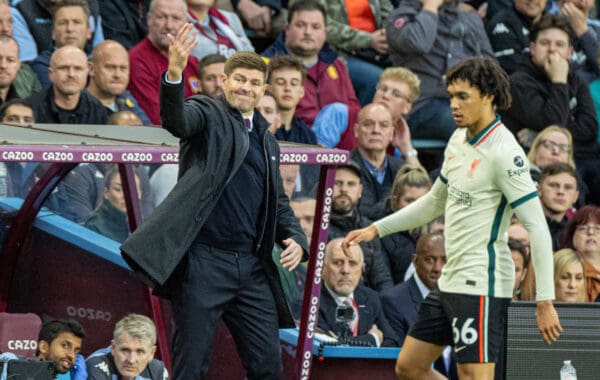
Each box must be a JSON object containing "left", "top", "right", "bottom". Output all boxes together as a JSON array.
[
  {"left": 509, "top": 238, "right": 529, "bottom": 300},
  {"left": 500, "top": 14, "right": 599, "bottom": 199},
  {"left": 232, "top": 0, "right": 285, "bottom": 38},
  {"left": 262, "top": 0, "right": 361, "bottom": 150},
  {"left": 486, "top": 0, "right": 547, "bottom": 75},
  {"left": 380, "top": 233, "right": 446, "bottom": 345},
  {"left": 11, "top": 0, "right": 103, "bottom": 62},
  {"left": 256, "top": 90, "right": 282, "bottom": 135},
  {"left": 318, "top": 238, "right": 399, "bottom": 347},
  {"left": 0, "top": 36, "right": 22, "bottom": 105},
  {"left": 187, "top": 0, "right": 254, "bottom": 60},
  {"left": 329, "top": 161, "right": 393, "bottom": 291},
  {"left": 538, "top": 163, "right": 579, "bottom": 250},
  {"left": 85, "top": 166, "right": 141, "bottom": 242},
  {"left": 290, "top": 196, "right": 316, "bottom": 246},
  {"left": 320, "top": 0, "right": 393, "bottom": 105},
  {"left": 29, "top": 46, "right": 109, "bottom": 124},
  {"left": 351, "top": 103, "right": 408, "bottom": 221},
  {"left": 197, "top": 53, "right": 226, "bottom": 98},
  {"left": 87, "top": 40, "right": 151, "bottom": 125},
  {"left": 386, "top": 0, "right": 493, "bottom": 142},
  {"left": 30, "top": 0, "right": 93, "bottom": 88},
  {"left": 86, "top": 314, "right": 169, "bottom": 379},
  {"left": 561, "top": 205, "right": 600, "bottom": 302},
  {"left": 37, "top": 319, "right": 86, "bottom": 379},
  {"left": 97, "top": 0, "right": 150, "bottom": 50},
  {"left": 0, "top": 5, "right": 42, "bottom": 102},
  {"left": 378, "top": 164, "right": 431, "bottom": 284},
  {"left": 590, "top": 47, "right": 600, "bottom": 144},
  {"left": 128, "top": 0, "right": 199, "bottom": 125},
  {"left": 108, "top": 110, "right": 143, "bottom": 126},
  {"left": 279, "top": 163, "right": 299, "bottom": 200},
  {"left": 553, "top": 248, "right": 586, "bottom": 302}
]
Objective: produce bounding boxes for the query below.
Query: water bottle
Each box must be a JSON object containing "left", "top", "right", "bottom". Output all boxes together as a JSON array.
[{"left": 560, "top": 360, "right": 577, "bottom": 380}]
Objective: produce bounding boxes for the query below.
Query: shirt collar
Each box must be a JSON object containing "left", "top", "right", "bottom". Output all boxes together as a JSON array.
[
  {"left": 325, "top": 283, "right": 354, "bottom": 306},
  {"left": 413, "top": 272, "right": 431, "bottom": 299}
]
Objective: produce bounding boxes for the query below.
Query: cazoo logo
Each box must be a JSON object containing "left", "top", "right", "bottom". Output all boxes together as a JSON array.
[{"left": 66, "top": 306, "right": 112, "bottom": 321}]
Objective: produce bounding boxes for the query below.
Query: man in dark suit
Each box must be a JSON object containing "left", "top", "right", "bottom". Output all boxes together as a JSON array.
[
  {"left": 380, "top": 232, "right": 457, "bottom": 379},
  {"left": 120, "top": 24, "right": 308, "bottom": 380},
  {"left": 318, "top": 238, "right": 399, "bottom": 347}
]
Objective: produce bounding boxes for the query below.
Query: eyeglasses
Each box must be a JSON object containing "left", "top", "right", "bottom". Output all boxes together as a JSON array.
[
  {"left": 575, "top": 224, "right": 600, "bottom": 234},
  {"left": 375, "top": 84, "right": 410, "bottom": 101},
  {"left": 539, "top": 139, "right": 571, "bottom": 153}
]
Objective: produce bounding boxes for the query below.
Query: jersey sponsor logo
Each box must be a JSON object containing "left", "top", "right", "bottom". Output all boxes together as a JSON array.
[
  {"left": 467, "top": 158, "right": 481, "bottom": 178},
  {"left": 513, "top": 155, "right": 524, "bottom": 167},
  {"left": 394, "top": 18, "right": 406, "bottom": 29},
  {"left": 492, "top": 23, "right": 509, "bottom": 35},
  {"left": 507, "top": 167, "right": 528, "bottom": 177}
]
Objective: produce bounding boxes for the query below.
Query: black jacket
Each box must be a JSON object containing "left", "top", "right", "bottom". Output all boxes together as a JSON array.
[
  {"left": 501, "top": 57, "right": 599, "bottom": 160},
  {"left": 328, "top": 209, "right": 393, "bottom": 291},
  {"left": 97, "top": 0, "right": 149, "bottom": 50},
  {"left": 85, "top": 200, "right": 129, "bottom": 243},
  {"left": 29, "top": 87, "right": 109, "bottom": 125},
  {"left": 121, "top": 77, "right": 308, "bottom": 328}
]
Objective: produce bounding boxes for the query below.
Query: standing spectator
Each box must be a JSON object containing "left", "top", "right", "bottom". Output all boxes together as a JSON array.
[
  {"left": 87, "top": 40, "right": 151, "bottom": 125},
  {"left": 128, "top": 0, "right": 199, "bottom": 125},
  {"left": 11, "top": 0, "right": 103, "bottom": 62},
  {"left": 501, "top": 14, "right": 599, "bottom": 200},
  {"left": 187, "top": 0, "right": 253, "bottom": 60},
  {"left": 30, "top": 0, "right": 93, "bottom": 88},
  {"left": 262, "top": 0, "right": 361, "bottom": 150},
  {"left": 386, "top": 0, "right": 493, "bottom": 142},
  {"left": 486, "top": 0, "right": 547, "bottom": 75},
  {"left": 97, "top": 0, "right": 150, "bottom": 50},
  {"left": 197, "top": 53, "right": 226, "bottom": 98},
  {"left": 319, "top": 0, "right": 393, "bottom": 105},
  {"left": 29, "top": 46, "right": 108, "bottom": 124}
]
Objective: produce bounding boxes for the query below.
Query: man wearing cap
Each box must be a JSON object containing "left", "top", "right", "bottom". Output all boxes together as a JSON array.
[{"left": 328, "top": 159, "right": 393, "bottom": 292}]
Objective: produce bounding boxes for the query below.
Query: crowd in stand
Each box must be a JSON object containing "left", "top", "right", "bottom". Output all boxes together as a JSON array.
[{"left": 1, "top": 0, "right": 600, "bottom": 376}]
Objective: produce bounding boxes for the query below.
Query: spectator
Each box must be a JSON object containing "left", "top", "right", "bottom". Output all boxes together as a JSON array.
[
  {"left": 87, "top": 40, "right": 151, "bottom": 125},
  {"left": 561, "top": 205, "right": 600, "bottom": 302},
  {"left": 197, "top": 53, "right": 226, "bottom": 98},
  {"left": 97, "top": 0, "right": 150, "bottom": 50},
  {"left": 320, "top": 0, "right": 393, "bottom": 105},
  {"left": 256, "top": 90, "right": 282, "bottom": 135},
  {"left": 329, "top": 161, "right": 393, "bottom": 291},
  {"left": 590, "top": 47, "right": 600, "bottom": 144},
  {"left": 351, "top": 103, "right": 403, "bottom": 221},
  {"left": 378, "top": 164, "right": 432, "bottom": 284},
  {"left": 538, "top": 163, "right": 579, "bottom": 250},
  {"left": 509, "top": 238, "right": 529, "bottom": 300},
  {"left": 128, "top": 0, "right": 199, "bottom": 125},
  {"left": 187, "top": 0, "right": 253, "bottom": 60},
  {"left": 553, "top": 248, "right": 586, "bottom": 302},
  {"left": 290, "top": 196, "right": 316, "bottom": 245},
  {"left": 486, "top": 0, "right": 548, "bottom": 75},
  {"left": 0, "top": 2, "right": 12, "bottom": 37},
  {"left": 266, "top": 55, "right": 316, "bottom": 145},
  {"left": 318, "top": 238, "right": 399, "bottom": 347},
  {"left": 262, "top": 0, "right": 361, "bottom": 150},
  {"left": 0, "top": 97, "right": 34, "bottom": 126},
  {"left": 386, "top": 0, "right": 493, "bottom": 142},
  {"left": 107, "top": 110, "right": 143, "bottom": 126},
  {"left": 29, "top": 46, "right": 108, "bottom": 124},
  {"left": 85, "top": 166, "right": 141, "bottom": 243},
  {"left": 500, "top": 14, "right": 599, "bottom": 199},
  {"left": 86, "top": 314, "right": 169, "bottom": 379},
  {"left": 30, "top": 0, "right": 93, "bottom": 88},
  {"left": 279, "top": 163, "right": 299, "bottom": 199},
  {"left": 233, "top": 0, "right": 283, "bottom": 38},
  {"left": 37, "top": 319, "right": 86, "bottom": 379},
  {"left": 11, "top": 0, "right": 103, "bottom": 62},
  {"left": 0, "top": 36, "right": 21, "bottom": 105}
]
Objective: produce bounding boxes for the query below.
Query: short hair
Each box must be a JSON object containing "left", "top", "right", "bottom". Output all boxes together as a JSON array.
[
  {"left": 446, "top": 57, "right": 512, "bottom": 110},
  {"left": 266, "top": 55, "right": 307, "bottom": 84},
  {"left": 530, "top": 14, "right": 575, "bottom": 45},
  {"left": 414, "top": 232, "right": 444, "bottom": 256},
  {"left": 389, "top": 164, "right": 431, "bottom": 211},
  {"left": 553, "top": 248, "right": 586, "bottom": 302},
  {"left": 0, "top": 98, "right": 33, "bottom": 121},
  {"left": 379, "top": 66, "right": 421, "bottom": 103},
  {"left": 148, "top": 0, "right": 186, "bottom": 15},
  {"left": 51, "top": 0, "right": 91, "bottom": 22},
  {"left": 539, "top": 162, "right": 578, "bottom": 185},
  {"left": 508, "top": 238, "right": 529, "bottom": 269},
  {"left": 37, "top": 319, "right": 85, "bottom": 356},
  {"left": 561, "top": 205, "right": 600, "bottom": 248},
  {"left": 261, "top": 90, "right": 279, "bottom": 111},
  {"left": 287, "top": 0, "right": 326, "bottom": 25},
  {"left": 224, "top": 51, "right": 268, "bottom": 82},
  {"left": 198, "top": 53, "right": 226, "bottom": 77},
  {"left": 113, "top": 314, "right": 157, "bottom": 346},
  {"left": 108, "top": 110, "right": 143, "bottom": 126},
  {"left": 527, "top": 125, "right": 575, "bottom": 168},
  {"left": 324, "top": 237, "right": 363, "bottom": 263},
  {"left": 0, "top": 35, "right": 19, "bottom": 56}
]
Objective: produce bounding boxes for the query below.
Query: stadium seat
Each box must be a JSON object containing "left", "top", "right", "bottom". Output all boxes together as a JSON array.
[{"left": 0, "top": 312, "right": 42, "bottom": 357}]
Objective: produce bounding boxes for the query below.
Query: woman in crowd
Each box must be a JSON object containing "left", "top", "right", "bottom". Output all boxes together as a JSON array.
[{"left": 553, "top": 248, "right": 586, "bottom": 303}]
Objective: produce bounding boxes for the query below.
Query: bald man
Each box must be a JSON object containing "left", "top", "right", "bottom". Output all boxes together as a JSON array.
[
  {"left": 29, "top": 45, "right": 108, "bottom": 124},
  {"left": 88, "top": 40, "right": 151, "bottom": 125}
]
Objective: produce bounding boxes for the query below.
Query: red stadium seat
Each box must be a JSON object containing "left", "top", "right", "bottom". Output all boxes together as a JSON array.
[{"left": 0, "top": 313, "right": 42, "bottom": 357}]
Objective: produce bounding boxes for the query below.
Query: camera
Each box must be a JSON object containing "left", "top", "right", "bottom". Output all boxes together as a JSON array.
[{"left": 335, "top": 303, "right": 355, "bottom": 324}]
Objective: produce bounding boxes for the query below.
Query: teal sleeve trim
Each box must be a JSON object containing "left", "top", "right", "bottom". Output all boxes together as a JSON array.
[
  {"left": 439, "top": 174, "right": 448, "bottom": 184},
  {"left": 510, "top": 191, "right": 538, "bottom": 209}
]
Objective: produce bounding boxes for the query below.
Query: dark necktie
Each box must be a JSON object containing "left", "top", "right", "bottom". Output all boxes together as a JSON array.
[{"left": 244, "top": 118, "right": 251, "bottom": 131}]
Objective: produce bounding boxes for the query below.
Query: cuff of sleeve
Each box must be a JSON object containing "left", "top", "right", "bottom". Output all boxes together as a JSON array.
[
  {"left": 164, "top": 72, "right": 182, "bottom": 84},
  {"left": 369, "top": 332, "right": 381, "bottom": 347}
]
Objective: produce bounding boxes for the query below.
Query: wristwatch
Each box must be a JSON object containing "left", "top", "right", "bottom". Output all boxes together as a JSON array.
[{"left": 404, "top": 149, "right": 418, "bottom": 158}]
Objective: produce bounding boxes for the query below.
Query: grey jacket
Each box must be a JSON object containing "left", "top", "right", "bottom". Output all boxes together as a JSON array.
[
  {"left": 121, "top": 76, "right": 308, "bottom": 328},
  {"left": 386, "top": 0, "right": 493, "bottom": 110}
]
